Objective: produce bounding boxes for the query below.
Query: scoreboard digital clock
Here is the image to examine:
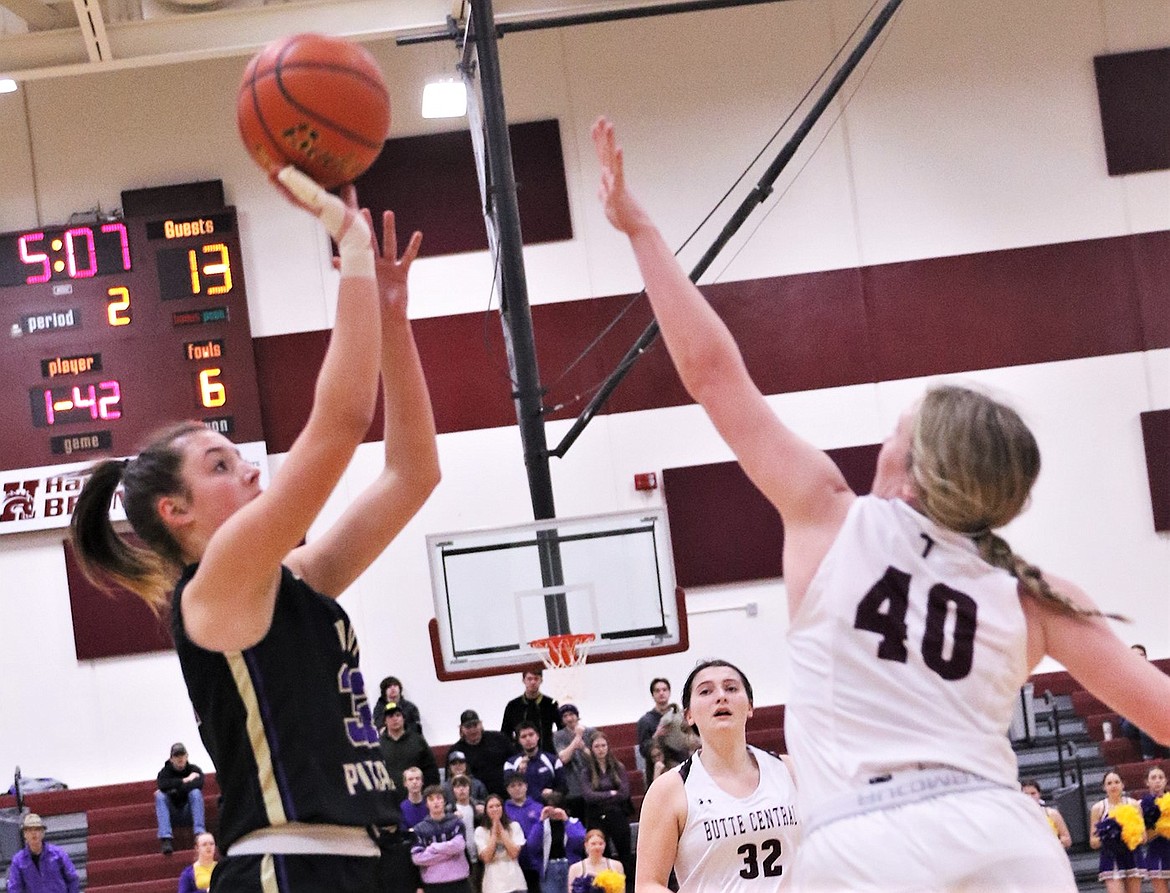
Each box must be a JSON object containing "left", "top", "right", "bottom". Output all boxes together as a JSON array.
[{"left": 0, "top": 207, "right": 268, "bottom": 534}]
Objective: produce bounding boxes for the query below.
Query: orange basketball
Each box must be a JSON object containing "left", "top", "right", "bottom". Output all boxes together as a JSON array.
[{"left": 238, "top": 33, "right": 390, "bottom": 189}]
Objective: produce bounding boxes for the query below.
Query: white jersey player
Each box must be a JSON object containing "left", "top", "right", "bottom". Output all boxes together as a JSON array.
[
  {"left": 592, "top": 114, "right": 1170, "bottom": 892},
  {"left": 636, "top": 660, "right": 800, "bottom": 892}
]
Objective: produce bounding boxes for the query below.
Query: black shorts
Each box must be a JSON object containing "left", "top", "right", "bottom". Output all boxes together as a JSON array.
[{"left": 209, "top": 852, "right": 379, "bottom": 892}]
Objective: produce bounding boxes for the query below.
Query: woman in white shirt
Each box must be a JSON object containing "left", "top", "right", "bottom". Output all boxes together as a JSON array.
[{"left": 476, "top": 793, "right": 527, "bottom": 893}]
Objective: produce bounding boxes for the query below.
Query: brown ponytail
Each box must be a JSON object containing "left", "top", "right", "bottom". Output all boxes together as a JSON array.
[{"left": 69, "top": 421, "right": 203, "bottom": 611}]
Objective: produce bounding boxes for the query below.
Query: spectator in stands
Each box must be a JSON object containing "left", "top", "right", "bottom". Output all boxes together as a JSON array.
[
  {"left": 447, "top": 775, "right": 482, "bottom": 890},
  {"left": 1141, "top": 765, "right": 1170, "bottom": 893},
  {"left": 579, "top": 731, "right": 633, "bottom": 879},
  {"left": 566, "top": 829, "right": 624, "bottom": 891},
  {"left": 412, "top": 784, "right": 472, "bottom": 893},
  {"left": 1090, "top": 769, "right": 1143, "bottom": 893},
  {"left": 444, "top": 751, "right": 488, "bottom": 812},
  {"left": 177, "top": 831, "right": 218, "bottom": 892},
  {"left": 380, "top": 700, "right": 440, "bottom": 799},
  {"left": 651, "top": 702, "right": 700, "bottom": 766},
  {"left": 155, "top": 742, "right": 206, "bottom": 855},
  {"left": 5, "top": 813, "right": 79, "bottom": 893},
  {"left": 502, "top": 772, "right": 544, "bottom": 893},
  {"left": 635, "top": 678, "right": 673, "bottom": 771},
  {"left": 400, "top": 767, "right": 430, "bottom": 830},
  {"left": 456, "top": 709, "right": 514, "bottom": 797},
  {"left": 643, "top": 740, "right": 679, "bottom": 787},
  {"left": 553, "top": 704, "right": 596, "bottom": 818},
  {"left": 1020, "top": 779, "right": 1072, "bottom": 849},
  {"left": 373, "top": 675, "right": 423, "bottom": 734},
  {"left": 501, "top": 668, "right": 561, "bottom": 752},
  {"left": 505, "top": 721, "right": 566, "bottom": 803},
  {"left": 524, "top": 791, "right": 585, "bottom": 893},
  {"left": 475, "top": 793, "right": 527, "bottom": 893},
  {"left": 1120, "top": 646, "right": 1170, "bottom": 761}
]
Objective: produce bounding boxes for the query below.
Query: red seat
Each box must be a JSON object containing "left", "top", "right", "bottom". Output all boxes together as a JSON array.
[
  {"left": 1070, "top": 689, "right": 1109, "bottom": 718},
  {"left": 1100, "top": 737, "right": 1142, "bottom": 766}
]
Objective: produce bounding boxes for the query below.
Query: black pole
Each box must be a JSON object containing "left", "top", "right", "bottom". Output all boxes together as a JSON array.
[
  {"left": 550, "top": 0, "right": 904, "bottom": 459},
  {"left": 470, "top": 0, "right": 569, "bottom": 633}
]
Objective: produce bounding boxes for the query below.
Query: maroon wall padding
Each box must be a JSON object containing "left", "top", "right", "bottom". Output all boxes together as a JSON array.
[
  {"left": 253, "top": 230, "right": 1170, "bottom": 453},
  {"left": 1141, "top": 409, "right": 1170, "bottom": 531},
  {"left": 663, "top": 443, "right": 880, "bottom": 588},
  {"left": 62, "top": 540, "right": 173, "bottom": 660},
  {"left": 1094, "top": 48, "right": 1170, "bottom": 176},
  {"left": 352, "top": 119, "right": 572, "bottom": 257}
]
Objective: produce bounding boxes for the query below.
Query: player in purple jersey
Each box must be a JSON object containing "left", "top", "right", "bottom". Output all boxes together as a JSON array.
[{"left": 70, "top": 167, "right": 439, "bottom": 892}]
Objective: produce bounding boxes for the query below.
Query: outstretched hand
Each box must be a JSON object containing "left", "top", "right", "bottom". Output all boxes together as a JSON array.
[
  {"left": 374, "top": 208, "right": 423, "bottom": 321},
  {"left": 591, "top": 117, "right": 652, "bottom": 236}
]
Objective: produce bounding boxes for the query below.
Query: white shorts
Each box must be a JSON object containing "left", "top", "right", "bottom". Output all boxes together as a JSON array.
[{"left": 788, "top": 786, "right": 1075, "bottom": 893}]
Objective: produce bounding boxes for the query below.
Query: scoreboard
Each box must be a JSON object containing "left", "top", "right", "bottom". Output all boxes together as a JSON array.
[{"left": 0, "top": 207, "right": 267, "bottom": 533}]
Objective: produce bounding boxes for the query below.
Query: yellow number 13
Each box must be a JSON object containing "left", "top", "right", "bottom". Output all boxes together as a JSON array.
[{"left": 187, "top": 243, "right": 232, "bottom": 296}]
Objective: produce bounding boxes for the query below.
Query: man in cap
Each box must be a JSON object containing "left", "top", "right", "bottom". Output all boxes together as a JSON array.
[
  {"left": 552, "top": 703, "right": 596, "bottom": 817},
  {"left": 155, "top": 742, "right": 206, "bottom": 855},
  {"left": 379, "top": 701, "right": 439, "bottom": 801},
  {"left": 440, "top": 750, "right": 487, "bottom": 809},
  {"left": 453, "top": 709, "right": 513, "bottom": 797},
  {"left": 5, "top": 813, "right": 80, "bottom": 893}
]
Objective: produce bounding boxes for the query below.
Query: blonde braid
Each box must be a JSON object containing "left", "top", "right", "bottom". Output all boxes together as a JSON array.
[
  {"left": 910, "top": 384, "right": 1127, "bottom": 623},
  {"left": 972, "top": 530, "right": 1126, "bottom": 622}
]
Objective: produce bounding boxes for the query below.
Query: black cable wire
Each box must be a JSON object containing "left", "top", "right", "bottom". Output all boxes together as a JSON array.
[{"left": 542, "top": 0, "right": 884, "bottom": 409}]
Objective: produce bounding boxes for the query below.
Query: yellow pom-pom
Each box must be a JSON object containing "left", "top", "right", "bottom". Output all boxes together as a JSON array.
[
  {"left": 1155, "top": 793, "right": 1170, "bottom": 839},
  {"left": 593, "top": 869, "right": 626, "bottom": 893},
  {"left": 1113, "top": 802, "right": 1145, "bottom": 851}
]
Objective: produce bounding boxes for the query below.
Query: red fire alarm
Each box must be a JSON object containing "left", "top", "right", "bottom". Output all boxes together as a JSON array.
[{"left": 634, "top": 472, "right": 658, "bottom": 491}]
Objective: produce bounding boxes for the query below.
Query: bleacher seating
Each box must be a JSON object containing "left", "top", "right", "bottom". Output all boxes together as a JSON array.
[{"left": 1, "top": 776, "right": 220, "bottom": 893}]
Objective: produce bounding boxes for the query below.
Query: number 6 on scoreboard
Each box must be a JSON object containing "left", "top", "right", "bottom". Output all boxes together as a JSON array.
[{"left": 199, "top": 368, "right": 226, "bottom": 408}]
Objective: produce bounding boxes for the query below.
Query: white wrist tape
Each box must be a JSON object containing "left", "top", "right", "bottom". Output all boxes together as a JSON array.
[{"left": 277, "top": 166, "right": 375, "bottom": 280}]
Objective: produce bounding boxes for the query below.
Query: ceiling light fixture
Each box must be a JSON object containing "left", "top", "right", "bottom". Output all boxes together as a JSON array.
[
  {"left": 421, "top": 79, "right": 467, "bottom": 119},
  {"left": 0, "top": 79, "right": 18, "bottom": 94}
]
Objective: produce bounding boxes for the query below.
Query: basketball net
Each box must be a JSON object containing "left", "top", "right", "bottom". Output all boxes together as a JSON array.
[{"left": 528, "top": 633, "right": 595, "bottom": 705}]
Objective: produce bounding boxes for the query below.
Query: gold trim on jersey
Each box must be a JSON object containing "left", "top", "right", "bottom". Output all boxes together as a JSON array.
[
  {"left": 260, "top": 854, "right": 279, "bottom": 893},
  {"left": 227, "top": 652, "right": 288, "bottom": 826}
]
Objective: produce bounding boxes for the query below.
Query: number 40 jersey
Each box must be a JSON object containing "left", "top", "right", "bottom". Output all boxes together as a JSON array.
[
  {"left": 675, "top": 746, "right": 800, "bottom": 891},
  {"left": 785, "top": 496, "right": 1028, "bottom": 808}
]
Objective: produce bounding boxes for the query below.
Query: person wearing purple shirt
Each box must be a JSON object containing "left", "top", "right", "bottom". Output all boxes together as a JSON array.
[
  {"left": 399, "top": 766, "right": 431, "bottom": 830},
  {"left": 502, "top": 773, "right": 544, "bottom": 893},
  {"left": 6, "top": 814, "right": 79, "bottom": 893}
]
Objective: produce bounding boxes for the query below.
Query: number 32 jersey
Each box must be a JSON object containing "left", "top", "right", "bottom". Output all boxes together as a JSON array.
[
  {"left": 786, "top": 496, "right": 1028, "bottom": 807},
  {"left": 675, "top": 746, "right": 800, "bottom": 891}
]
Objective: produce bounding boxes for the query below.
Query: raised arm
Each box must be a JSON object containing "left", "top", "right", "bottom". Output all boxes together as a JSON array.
[
  {"left": 289, "top": 208, "right": 440, "bottom": 595},
  {"left": 591, "top": 118, "right": 851, "bottom": 536},
  {"left": 181, "top": 169, "right": 384, "bottom": 650},
  {"left": 1024, "top": 574, "right": 1170, "bottom": 746}
]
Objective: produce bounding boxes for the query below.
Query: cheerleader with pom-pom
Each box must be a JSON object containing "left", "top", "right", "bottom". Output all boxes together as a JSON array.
[
  {"left": 1091, "top": 770, "right": 1145, "bottom": 893},
  {"left": 1021, "top": 779, "right": 1071, "bottom": 849},
  {"left": 568, "top": 829, "right": 625, "bottom": 892},
  {"left": 1141, "top": 765, "right": 1170, "bottom": 893}
]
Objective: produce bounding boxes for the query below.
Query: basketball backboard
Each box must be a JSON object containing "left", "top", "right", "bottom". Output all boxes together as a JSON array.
[{"left": 426, "top": 508, "right": 687, "bottom": 681}]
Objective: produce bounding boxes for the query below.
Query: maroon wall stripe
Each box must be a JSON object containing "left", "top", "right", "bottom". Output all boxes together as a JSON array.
[
  {"left": 1141, "top": 409, "right": 1170, "bottom": 532},
  {"left": 254, "top": 230, "right": 1170, "bottom": 453},
  {"left": 663, "top": 444, "right": 881, "bottom": 588}
]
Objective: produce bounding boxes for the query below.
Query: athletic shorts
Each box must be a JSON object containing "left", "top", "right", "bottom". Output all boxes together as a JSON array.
[
  {"left": 1145, "top": 836, "right": 1170, "bottom": 878},
  {"left": 209, "top": 852, "right": 379, "bottom": 892},
  {"left": 789, "top": 786, "right": 1075, "bottom": 893}
]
